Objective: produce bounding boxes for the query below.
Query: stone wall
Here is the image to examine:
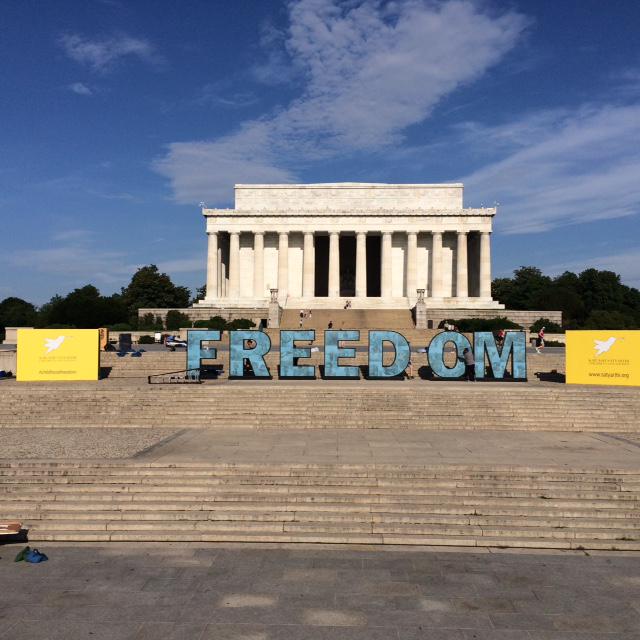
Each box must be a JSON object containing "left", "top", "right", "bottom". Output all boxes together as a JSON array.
[
  {"left": 424, "top": 309, "right": 562, "bottom": 329},
  {"left": 139, "top": 307, "right": 269, "bottom": 324}
]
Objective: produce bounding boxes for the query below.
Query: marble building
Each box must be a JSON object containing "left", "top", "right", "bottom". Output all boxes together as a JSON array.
[{"left": 198, "top": 183, "right": 504, "bottom": 311}]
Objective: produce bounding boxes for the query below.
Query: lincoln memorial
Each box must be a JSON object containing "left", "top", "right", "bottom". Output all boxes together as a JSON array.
[{"left": 198, "top": 182, "right": 504, "bottom": 313}]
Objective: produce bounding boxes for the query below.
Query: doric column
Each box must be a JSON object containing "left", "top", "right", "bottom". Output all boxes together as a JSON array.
[
  {"left": 479, "top": 231, "right": 492, "bottom": 298},
  {"left": 278, "top": 232, "right": 289, "bottom": 299},
  {"left": 205, "top": 231, "right": 218, "bottom": 300},
  {"left": 303, "top": 232, "right": 315, "bottom": 298},
  {"left": 406, "top": 231, "right": 417, "bottom": 299},
  {"left": 328, "top": 231, "right": 340, "bottom": 298},
  {"left": 253, "top": 232, "right": 264, "bottom": 298},
  {"left": 456, "top": 231, "right": 468, "bottom": 299},
  {"left": 218, "top": 244, "right": 225, "bottom": 297},
  {"left": 355, "top": 232, "right": 367, "bottom": 298},
  {"left": 229, "top": 231, "right": 240, "bottom": 299},
  {"left": 381, "top": 231, "right": 392, "bottom": 299},
  {"left": 431, "top": 231, "right": 443, "bottom": 297}
]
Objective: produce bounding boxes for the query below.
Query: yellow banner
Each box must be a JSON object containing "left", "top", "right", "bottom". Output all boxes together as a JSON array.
[
  {"left": 566, "top": 330, "right": 640, "bottom": 386},
  {"left": 17, "top": 329, "right": 99, "bottom": 382}
]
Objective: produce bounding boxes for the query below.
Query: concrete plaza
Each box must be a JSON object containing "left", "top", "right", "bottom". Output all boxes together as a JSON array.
[{"left": 2, "top": 541, "right": 640, "bottom": 639}]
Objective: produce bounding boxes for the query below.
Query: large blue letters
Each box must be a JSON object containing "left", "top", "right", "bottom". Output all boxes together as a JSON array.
[
  {"left": 368, "top": 330, "right": 410, "bottom": 378},
  {"left": 280, "top": 330, "right": 315, "bottom": 378},
  {"left": 324, "top": 330, "right": 359, "bottom": 378},
  {"left": 427, "top": 331, "right": 472, "bottom": 378},
  {"left": 474, "top": 331, "right": 527, "bottom": 380},
  {"left": 229, "top": 331, "right": 271, "bottom": 378},
  {"left": 187, "top": 330, "right": 221, "bottom": 372}
]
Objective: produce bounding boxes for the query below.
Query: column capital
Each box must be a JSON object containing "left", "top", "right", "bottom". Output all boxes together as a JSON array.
[
  {"left": 456, "top": 230, "right": 468, "bottom": 235},
  {"left": 432, "top": 230, "right": 442, "bottom": 237},
  {"left": 254, "top": 230, "right": 265, "bottom": 236}
]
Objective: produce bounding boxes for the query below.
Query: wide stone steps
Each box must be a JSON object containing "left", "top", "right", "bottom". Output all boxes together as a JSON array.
[
  {"left": 4, "top": 384, "right": 638, "bottom": 430},
  {"left": 3, "top": 461, "right": 640, "bottom": 549}
]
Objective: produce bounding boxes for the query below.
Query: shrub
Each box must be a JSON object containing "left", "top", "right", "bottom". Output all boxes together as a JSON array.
[
  {"left": 192, "top": 315, "right": 228, "bottom": 330},
  {"left": 138, "top": 335, "right": 155, "bottom": 344},
  {"left": 165, "top": 310, "right": 192, "bottom": 331},
  {"left": 108, "top": 323, "right": 133, "bottom": 331},
  {"left": 442, "top": 317, "right": 521, "bottom": 333},
  {"left": 226, "top": 318, "right": 255, "bottom": 330},
  {"left": 138, "top": 313, "right": 163, "bottom": 331},
  {"left": 530, "top": 317, "right": 563, "bottom": 333}
]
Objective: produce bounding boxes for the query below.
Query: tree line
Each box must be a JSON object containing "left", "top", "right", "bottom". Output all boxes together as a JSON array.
[{"left": 1, "top": 265, "right": 639, "bottom": 338}]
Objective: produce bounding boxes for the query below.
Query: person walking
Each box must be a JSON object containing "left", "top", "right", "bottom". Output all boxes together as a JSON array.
[
  {"left": 462, "top": 347, "right": 475, "bottom": 381},
  {"left": 406, "top": 357, "right": 414, "bottom": 380},
  {"left": 327, "top": 320, "right": 333, "bottom": 330},
  {"left": 535, "top": 326, "right": 545, "bottom": 354},
  {"left": 299, "top": 309, "right": 304, "bottom": 329}
]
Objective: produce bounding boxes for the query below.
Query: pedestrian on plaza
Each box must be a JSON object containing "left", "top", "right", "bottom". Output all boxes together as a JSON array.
[
  {"left": 497, "top": 328, "right": 505, "bottom": 347},
  {"left": 299, "top": 309, "right": 304, "bottom": 328},
  {"left": 406, "top": 357, "right": 414, "bottom": 380},
  {"left": 328, "top": 320, "right": 333, "bottom": 329},
  {"left": 461, "top": 347, "right": 475, "bottom": 381},
  {"left": 535, "top": 326, "right": 545, "bottom": 354}
]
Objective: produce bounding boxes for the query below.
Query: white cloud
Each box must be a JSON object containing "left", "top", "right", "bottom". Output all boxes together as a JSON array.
[
  {"left": 155, "top": 0, "right": 526, "bottom": 205},
  {"left": 68, "top": 82, "right": 93, "bottom": 95},
  {"left": 59, "top": 33, "right": 159, "bottom": 72},
  {"left": 7, "top": 245, "right": 131, "bottom": 285},
  {"left": 544, "top": 248, "right": 640, "bottom": 288},
  {"left": 3, "top": 229, "right": 204, "bottom": 292},
  {"left": 461, "top": 103, "right": 640, "bottom": 234}
]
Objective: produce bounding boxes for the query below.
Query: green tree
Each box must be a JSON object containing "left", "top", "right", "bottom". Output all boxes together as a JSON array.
[
  {"left": 42, "top": 286, "right": 127, "bottom": 328},
  {"left": 191, "top": 284, "right": 207, "bottom": 304},
  {"left": 493, "top": 266, "right": 640, "bottom": 329},
  {"left": 121, "top": 265, "right": 190, "bottom": 325},
  {"left": 0, "top": 297, "right": 38, "bottom": 332}
]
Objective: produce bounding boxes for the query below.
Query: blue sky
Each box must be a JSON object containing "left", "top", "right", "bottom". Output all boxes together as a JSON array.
[{"left": 2, "top": 0, "right": 640, "bottom": 304}]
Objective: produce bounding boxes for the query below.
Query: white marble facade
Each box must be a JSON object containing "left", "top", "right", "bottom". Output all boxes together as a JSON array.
[{"left": 199, "top": 183, "right": 504, "bottom": 310}]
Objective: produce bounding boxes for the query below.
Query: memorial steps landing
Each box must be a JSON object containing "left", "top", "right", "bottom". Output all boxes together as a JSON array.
[
  {"left": 2, "top": 384, "right": 638, "bottom": 431},
  {"left": 2, "top": 461, "right": 640, "bottom": 550},
  {"left": 280, "top": 308, "right": 414, "bottom": 330}
]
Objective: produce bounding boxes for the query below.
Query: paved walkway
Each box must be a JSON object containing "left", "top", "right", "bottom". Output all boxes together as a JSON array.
[
  {"left": 1, "top": 542, "right": 639, "bottom": 639},
  {"left": 3, "top": 427, "right": 640, "bottom": 471},
  {"left": 141, "top": 428, "right": 640, "bottom": 470}
]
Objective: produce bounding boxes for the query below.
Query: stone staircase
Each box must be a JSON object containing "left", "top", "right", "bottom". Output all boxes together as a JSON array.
[
  {"left": 2, "top": 384, "right": 638, "bottom": 431},
  {"left": 280, "top": 308, "right": 414, "bottom": 329},
  {"left": 2, "top": 461, "right": 640, "bottom": 549}
]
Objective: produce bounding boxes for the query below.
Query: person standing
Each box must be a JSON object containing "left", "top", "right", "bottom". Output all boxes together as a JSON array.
[
  {"left": 462, "top": 347, "right": 475, "bottom": 381},
  {"left": 536, "top": 326, "right": 545, "bottom": 354}
]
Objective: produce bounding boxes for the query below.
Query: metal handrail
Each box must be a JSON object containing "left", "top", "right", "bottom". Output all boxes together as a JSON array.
[{"left": 147, "top": 368, "right": 202, "bottom": 385}]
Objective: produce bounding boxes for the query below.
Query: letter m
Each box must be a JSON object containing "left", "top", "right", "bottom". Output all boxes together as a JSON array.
[{"left": 474, "top": 331, "right": 527, "bottom": 380}]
